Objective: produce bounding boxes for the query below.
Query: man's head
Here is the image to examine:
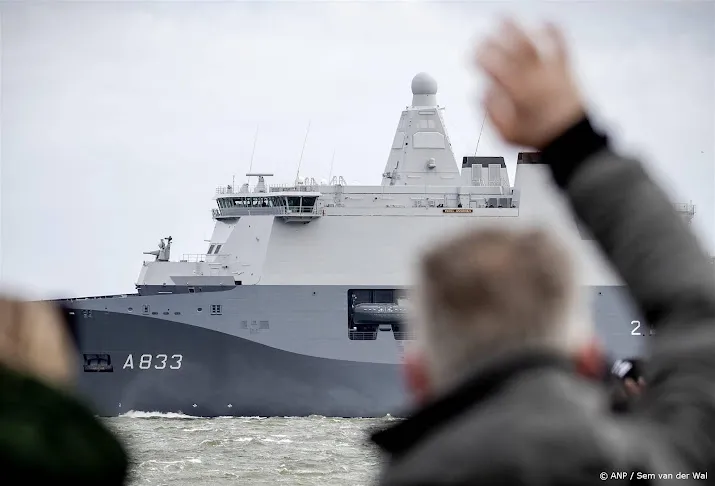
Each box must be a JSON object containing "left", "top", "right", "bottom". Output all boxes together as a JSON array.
[{"left": 405, "top": 226, "right": 600, "bottom": 402}]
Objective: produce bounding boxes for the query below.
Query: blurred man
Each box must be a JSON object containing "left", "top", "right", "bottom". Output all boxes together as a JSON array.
[
  {"left": 372, "top": 19, "right": 714, "bottom": 485},
  {"left": 0, "top": 297, "right": 128, "bottom": 484}
]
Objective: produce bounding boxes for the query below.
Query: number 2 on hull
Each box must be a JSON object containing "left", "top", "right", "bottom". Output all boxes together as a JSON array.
[
  {"left": 631, "top": 320, "right": 641, "bottom": 335},
  {"left": 630, "top": 320, "right": 656, "bottom": 336}
]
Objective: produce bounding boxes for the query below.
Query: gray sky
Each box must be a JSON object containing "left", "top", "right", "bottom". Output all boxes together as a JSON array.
[{"left": 1, "top": 1, "right": 713, "bottom": 299}]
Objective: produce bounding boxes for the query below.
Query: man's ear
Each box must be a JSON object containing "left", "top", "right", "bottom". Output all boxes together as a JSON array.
[
  {"left": 574, "top": 339, "right": 604, "bottom": 381},
  {"left": 403, "top": 347, "right": 432, "bottom": 406}
]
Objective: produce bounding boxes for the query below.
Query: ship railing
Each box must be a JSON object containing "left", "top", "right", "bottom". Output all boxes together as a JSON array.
[
  {"left": 215, "top": 185, "right": 270, "bottom": 195},
  {"left": 180, "top": 253, "right": 216, "bottom": 263},
  {"left": 54, "top": 293, "right": 133, "bottom": 303},
  {"left": 348, "top": 331, "right": 378, "bottom": 341},
  {"left": 216, "top": 186, "right": 243, "bottom": 195},
  {"left": 216, "top": 184, "right": 323, "bottom": 195},
  {"left": 212, "top": 205, "right": 318, "bottom": 219},
  {"left": 267, "top": 184, "right": 322, "bottom": 193},
  {"left": 673, "top": 202, "right": 695, "bottom": 215}
]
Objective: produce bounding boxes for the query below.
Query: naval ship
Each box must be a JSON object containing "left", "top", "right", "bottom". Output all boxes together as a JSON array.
[{"left": 60, "top": 73, "right": 698, "bottom": 418}]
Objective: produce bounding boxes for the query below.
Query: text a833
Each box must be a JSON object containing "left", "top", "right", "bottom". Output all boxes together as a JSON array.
[{"left": 123, "top": 354, "right": 183, "bottom": 370}]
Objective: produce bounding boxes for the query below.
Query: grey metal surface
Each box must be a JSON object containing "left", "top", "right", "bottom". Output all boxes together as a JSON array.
[
  {"left": 68, "top": 284, "right": 648, "bottom": 417},
  {"left": 57, "top": 73, "right": 660, "bottom": 418},
  {"left": 76, "top": 308, "right": 406, "bottom": 418}
]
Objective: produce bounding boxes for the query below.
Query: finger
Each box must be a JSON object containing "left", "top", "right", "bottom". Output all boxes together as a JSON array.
[
  {"left": 624, "top": 378, "right": 642, "bottom": 396},
  {"left": 543, "top": 22, "right": 569, "bottom": 64},
  {"left": 483, "top": 85, "right": 517, "bottom": 143},
  {"left": 475, "top": 38, "right": 520, "bottom": 95},
  {"left": 500, "top": 18, "right": 540, "bottom": 65}
]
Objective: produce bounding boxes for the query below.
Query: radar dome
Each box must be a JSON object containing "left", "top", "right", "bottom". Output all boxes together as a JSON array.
[{"left": 411, "top": 72, "right": 438, "bottom": 96}]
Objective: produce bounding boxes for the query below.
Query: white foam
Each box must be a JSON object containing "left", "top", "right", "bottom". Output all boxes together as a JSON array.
[{"left": 118, "top": 410, "right": 199, "bottom": 419}]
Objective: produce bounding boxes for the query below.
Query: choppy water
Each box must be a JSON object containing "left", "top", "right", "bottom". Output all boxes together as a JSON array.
[{"left": 105, "top": 412, "right": 397, "bottom": 486}]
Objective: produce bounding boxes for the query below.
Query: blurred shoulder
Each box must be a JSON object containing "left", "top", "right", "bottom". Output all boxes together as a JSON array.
[{"left": 380, "top": 375, "right": 665, "bottom": 485}]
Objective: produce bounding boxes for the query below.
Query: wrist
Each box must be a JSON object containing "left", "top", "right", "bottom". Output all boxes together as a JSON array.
[{"left": 540, "top": 115, "right": 609, "bottom": 188}]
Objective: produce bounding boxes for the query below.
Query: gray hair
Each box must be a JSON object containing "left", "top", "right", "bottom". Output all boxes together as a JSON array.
[{"left": 410, "top": 226, "right": 592, "bottom": 391}]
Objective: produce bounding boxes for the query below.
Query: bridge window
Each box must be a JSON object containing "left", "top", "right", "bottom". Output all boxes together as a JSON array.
[
  {"left": 215, "top": 244, "right": 222, "bottom": 254},
  {"left": 300, "top": 196, "right": 317, "bottom": 213},
  {"left": 208, "top": 244, "right": 216, "bottom": 254}
]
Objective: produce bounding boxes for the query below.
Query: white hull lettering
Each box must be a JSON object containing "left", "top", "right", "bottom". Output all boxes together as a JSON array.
[
  {"left": 631, "top": 320, "right": 656, "bottom": 336},
  {"left": 122, "top": 354, "right": 183, "bottom": 370}
]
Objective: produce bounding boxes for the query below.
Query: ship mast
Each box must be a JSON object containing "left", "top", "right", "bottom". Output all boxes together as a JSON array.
[{"left": 295, "top": 121, "right": 311, "bottom": 185}]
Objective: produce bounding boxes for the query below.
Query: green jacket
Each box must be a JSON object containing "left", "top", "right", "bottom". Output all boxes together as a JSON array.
[{"left": 0, "top": 364, "right": 128, "bottom": 484}]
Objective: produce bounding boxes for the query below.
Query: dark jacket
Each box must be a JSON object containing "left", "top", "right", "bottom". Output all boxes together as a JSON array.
[
  {"left": 0, "top": 364, "right": 128, "bottom": 484},
  {"left": 371, "top": 117, "right": 714, "bottom": 485}
]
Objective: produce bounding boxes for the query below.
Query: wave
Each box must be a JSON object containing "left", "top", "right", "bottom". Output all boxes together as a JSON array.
[{"left": 109, "top": 410, "right": 403, "bottom": 420}]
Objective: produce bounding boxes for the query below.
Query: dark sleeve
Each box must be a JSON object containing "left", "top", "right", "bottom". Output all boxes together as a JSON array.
[
  {"left": 542, "top": 117, "right": 715, "bottom": 470},
  {"left": 0, "top": 365, "right": 128, "bottom": 484}
]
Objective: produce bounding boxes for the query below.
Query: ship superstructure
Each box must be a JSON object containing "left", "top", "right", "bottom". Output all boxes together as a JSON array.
[{"left": 62, "top": 73, "right": 700, "bottom": 417}]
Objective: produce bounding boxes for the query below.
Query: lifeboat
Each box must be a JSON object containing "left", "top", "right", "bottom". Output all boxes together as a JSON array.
[{"left": 352, "top": 303, "right": 407, "bottom": 325}]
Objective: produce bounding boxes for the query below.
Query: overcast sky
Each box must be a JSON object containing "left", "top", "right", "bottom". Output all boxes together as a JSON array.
[{"left": 1, "top": 1, "right": 713, "bottom": 299}]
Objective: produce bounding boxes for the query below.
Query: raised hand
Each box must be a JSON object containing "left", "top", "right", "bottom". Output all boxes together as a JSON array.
[{"left": 475, "top": 19, "right": 586, "bottom": 149}]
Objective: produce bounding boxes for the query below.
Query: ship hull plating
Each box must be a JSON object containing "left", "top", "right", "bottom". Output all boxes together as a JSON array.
[
  {"left": 76, "top": 311, "right": 406, "bottom": 417},
  {"left": 70, "top": 285, "right": 648, "bottom": 418}
]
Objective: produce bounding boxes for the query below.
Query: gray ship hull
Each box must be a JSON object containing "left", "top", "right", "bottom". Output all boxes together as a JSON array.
[
  {"left": 76, "top": 310, "right": 406, "bottom": 417},
  {"left": 67, "top": 285, "right": 648, "bottom": 418}
]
